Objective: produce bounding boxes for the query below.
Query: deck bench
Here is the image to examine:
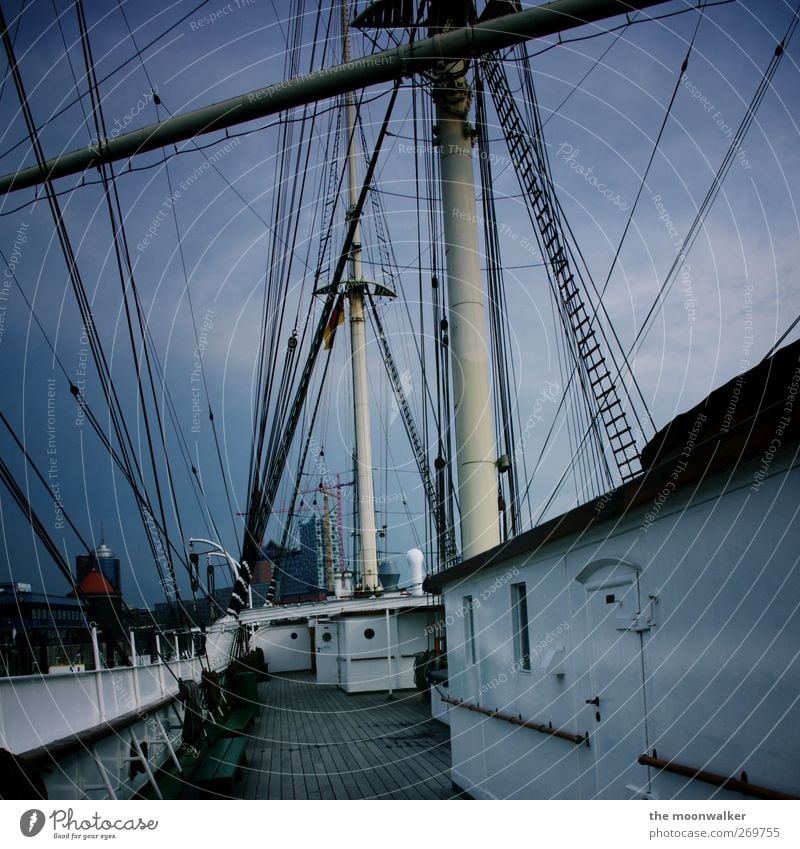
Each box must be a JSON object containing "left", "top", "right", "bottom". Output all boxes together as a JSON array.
[
  {"left": 218, "top": 705, "right": 256, "bottom": 736},
  {"left": 192, "top": 735, "right": 248, "bottom": 793}
]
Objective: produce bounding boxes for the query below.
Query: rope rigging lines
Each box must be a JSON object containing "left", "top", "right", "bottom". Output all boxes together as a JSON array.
[
  {"left": 237, "top": 82, "right": 401, "bottom": 613},
  {"left": 627, "top": 1, "right": 800, "bottom": 365},
  {"left": 1, "top": 0, "right": 794, "bottom": 637}
]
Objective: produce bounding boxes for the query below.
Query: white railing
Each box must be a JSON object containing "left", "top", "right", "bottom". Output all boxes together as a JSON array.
[{"left": 0, "top": 657, "right": 203, "bottom": 756}]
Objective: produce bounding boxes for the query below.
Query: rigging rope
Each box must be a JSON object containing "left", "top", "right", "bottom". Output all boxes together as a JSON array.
[
  {"left": 237, "top": 82, "right": 401, "bottom": 614},
  {"left": 0, "top": 7, "right": 188, "bottom": 624},
  {"left": 597, "top": 3, "right": 707, "bottom": 319},
  {"left": 75, "top": 0, "right": 189, "bottom": 620},
  {"left": 628, "top": 4, "right": 799, "bottom": 365}
]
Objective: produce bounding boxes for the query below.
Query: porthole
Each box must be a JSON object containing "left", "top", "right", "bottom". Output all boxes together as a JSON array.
[
  {"left": 290, "top": 632, "right": 298, "bottom": 640},
  {"left": 364, "top": 628, "right": 375, "bottom": 640},
  {"left": 322, "top": 632, "right": 332, "bottom": 643}
]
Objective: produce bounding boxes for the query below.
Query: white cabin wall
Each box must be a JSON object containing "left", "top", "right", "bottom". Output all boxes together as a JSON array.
[
  {"left": 635, "top": 463, "right": 800, "bottom": 799},
  {"left": 445, "top": 554, "right": 594, "bottom": 798},
  {"left": 442, "top": 450, "right": 800, "bottom": 799},
  {"left": 252, "top": 624, "right": 312, "bottom": 674},
  {"left": 443, "top": 589, "right": 487, "bottom": 793},
  {"left": 338, "top": 615, "right": 390, "bottom": 693},
  {"left": 337, "top": 611, "right": 431, "bottom": 693}
]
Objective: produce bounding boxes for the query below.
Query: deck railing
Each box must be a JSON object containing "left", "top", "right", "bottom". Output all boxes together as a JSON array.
[{"left": 0, "top": 657, "right": 202, "bottom": 755}]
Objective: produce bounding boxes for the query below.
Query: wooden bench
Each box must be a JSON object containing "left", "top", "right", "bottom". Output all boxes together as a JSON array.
[
  {"left": 218, "top": 705, "right": 256, "bottom": 737},
  {"left": 213, "top": 670, "right": 259, "bottom": 737},
  {"left": 192, "top": 735, "right": 248, "bottom": 793}
]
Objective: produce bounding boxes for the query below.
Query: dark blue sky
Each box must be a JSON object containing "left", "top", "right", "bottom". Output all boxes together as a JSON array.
[{"left": 0, "top": 0, "right": 798, "bottom": 608}]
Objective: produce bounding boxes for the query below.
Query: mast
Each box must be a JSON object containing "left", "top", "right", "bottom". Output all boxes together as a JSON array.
[
  {"left": 342, "top": 0, "right": 380, "bottom": 593},
  {"left": 430, "top": 2, "right": 500, "bottom": 558}
]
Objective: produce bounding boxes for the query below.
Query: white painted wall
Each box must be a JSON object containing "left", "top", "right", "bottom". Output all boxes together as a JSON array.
[
  {"left": 252, "top": 624, "right": 312, "bottom": 674},
  {"left": 337, "top": 611, "right": 431, "bottom": 693},
  {"left": 442, "top": 450, "right": 800, "bottom": 800}
]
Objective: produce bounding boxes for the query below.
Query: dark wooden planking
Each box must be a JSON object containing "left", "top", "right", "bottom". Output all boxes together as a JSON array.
[{"left": 237, "top": 671, "right": 455, "bottom": 799}]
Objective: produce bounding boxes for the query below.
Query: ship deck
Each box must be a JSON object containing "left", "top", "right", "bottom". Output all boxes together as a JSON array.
[{"left": 179, "top": 672, "right": 460, "bottom": 800}]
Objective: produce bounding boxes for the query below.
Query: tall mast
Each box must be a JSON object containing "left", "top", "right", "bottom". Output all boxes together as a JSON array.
[
  {"left": 430, "top": 3, "right": 500, "bottom": 558},
  {"left": 342, "top": 0, "right": 379, "bottom": 593}
]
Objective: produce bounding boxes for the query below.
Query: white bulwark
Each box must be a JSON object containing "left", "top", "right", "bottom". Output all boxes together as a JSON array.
[{"left": 427, "top": 341, "right": 800, "bottom": 800}]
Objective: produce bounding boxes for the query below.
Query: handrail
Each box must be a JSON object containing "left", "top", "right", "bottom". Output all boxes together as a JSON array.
[
  {"left": 442, "top": 696, "right": 586, "bottom": 745},
  {"left": 638, "top": 753, "right": 798, "bottom": 800}
]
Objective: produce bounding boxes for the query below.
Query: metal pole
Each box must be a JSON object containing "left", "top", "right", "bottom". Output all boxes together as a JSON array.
[
  {"left": 342, "top": 0, "right": 379, "bottom": 593},
  {"left": 155, "top": 634, "right": 165, "bottom": 696},
  {"left": 130, "top": 630, "right": 140, "bottom": 710},
  {"left": 385, "top": 607, "right": 394, "bottom": 697},
  {"left": 432, "top": 14, "right": 500, "bottom": 558},
  {"left": 155, "top": 714, "right": 182, "bottom": 774},
  {"left": 0, "top": 0, "right": 669, "bottom": 194},
  {"left": 90, "top": 626, "right": 106, "bottom": 722},
  {"left": 130, "top": 730, "right": 163, "bottom": 800},
  {"left": 91, "top": 750, "right": 118, "bottom": 799}
]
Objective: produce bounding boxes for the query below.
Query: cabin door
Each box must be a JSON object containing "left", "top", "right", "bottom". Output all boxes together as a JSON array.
[
  {"left": 577, "top": 561, "right": 650, "bottom": 799},
  {"left": 315, "top": 622, "right": 340, "bottom": 685}
]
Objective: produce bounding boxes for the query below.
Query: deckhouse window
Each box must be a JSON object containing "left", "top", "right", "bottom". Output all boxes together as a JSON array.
[
  {"left": 463, "top": 595, "right": 476, "bottom": 665},
  {"left": 511, "top": 583, "right": 531, "bottom": 671}
]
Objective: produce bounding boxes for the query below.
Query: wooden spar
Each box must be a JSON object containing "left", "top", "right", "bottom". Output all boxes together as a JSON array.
[{"left": 0, "top": 0, "right": 670, "bottom": 194}]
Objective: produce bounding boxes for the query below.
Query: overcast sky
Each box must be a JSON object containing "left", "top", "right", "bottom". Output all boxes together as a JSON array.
[{"left": 0, "top": 0, "right": 798, "bottom": 609}]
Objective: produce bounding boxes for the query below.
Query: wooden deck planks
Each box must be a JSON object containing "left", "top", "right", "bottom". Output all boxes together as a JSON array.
[{"left": 233, "top": 671, "right": 456, "bottom": 800}]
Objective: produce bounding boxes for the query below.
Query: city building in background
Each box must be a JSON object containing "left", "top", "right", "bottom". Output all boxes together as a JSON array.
[
  {"left": 0, "top": 582, "right": 88, "bottom": 676},
  {"left": 75, "top": 542, "right": 121, "bottom": 593}
]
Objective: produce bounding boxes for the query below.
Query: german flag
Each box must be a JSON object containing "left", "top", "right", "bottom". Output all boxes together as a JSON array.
[{"left": 323, "top": 294, "right": 345, "bottom": 350}]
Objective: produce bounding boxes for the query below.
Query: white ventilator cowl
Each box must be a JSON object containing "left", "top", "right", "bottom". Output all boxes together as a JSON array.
[{"left": 406, "top": 548, "right": 425, "bottom": 596}]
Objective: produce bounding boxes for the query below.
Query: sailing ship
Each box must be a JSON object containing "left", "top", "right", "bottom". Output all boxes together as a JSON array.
[{"left": 0, "top": 0, "right": 798, "bottom": 800}]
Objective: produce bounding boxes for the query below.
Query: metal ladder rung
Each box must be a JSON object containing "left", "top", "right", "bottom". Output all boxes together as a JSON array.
[
  {"left": 603, "top": 410, "right": 627, "bottom": 427},
  {"left": 597, "top": 397, "right": 622, "bottom": 415},
  {"left": 585, "top": 358, "right": 606, "bottom": 377},
  {"left": 581, "top": 342, "right": 601, "bottom": 360},
  {"left": 583, "top": 345, "right": 605, "bottom": 363},
  {"left": 590, "top": 373, "right": 612, "bottom": 390},
  {"left": 573, "top": 316, "right": 591, "bottom": 334},
  {"left": 567, "top": 301, "right": 587, "bottom": 320}
]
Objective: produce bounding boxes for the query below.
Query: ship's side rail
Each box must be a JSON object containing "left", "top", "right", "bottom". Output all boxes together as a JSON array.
[{"left": 0, "top": 657, "right": 203, "bottom": 756}]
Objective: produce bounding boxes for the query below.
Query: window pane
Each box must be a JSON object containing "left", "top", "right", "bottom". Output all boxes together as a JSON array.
[
  {"left": 512, "top": 583, "right": 531, "bottom": 671},
  {"left": 463, "top": 596, "right": 476, "bottom": 665}
]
